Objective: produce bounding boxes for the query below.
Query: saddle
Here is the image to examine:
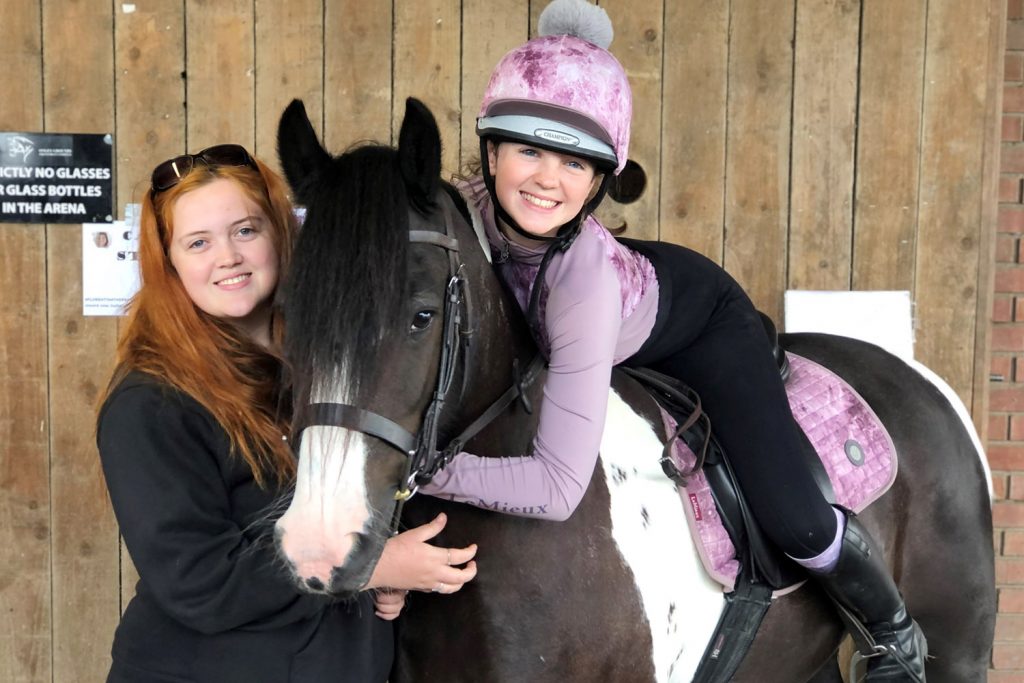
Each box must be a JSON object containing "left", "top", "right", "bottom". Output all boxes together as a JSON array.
[{"left": 622, "top": 313, "right": 898, "bottom": 682}]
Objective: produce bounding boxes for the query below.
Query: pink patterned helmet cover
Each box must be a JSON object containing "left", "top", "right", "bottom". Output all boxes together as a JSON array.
[{"left": 477, "top": 34, "right": 632, "bottom": 175}]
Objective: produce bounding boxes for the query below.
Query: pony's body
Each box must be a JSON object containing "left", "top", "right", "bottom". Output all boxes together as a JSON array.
[
  {"left": 393, "top": 337, "right": 993, "bottom": 683},
  {"left": 393, "top": 374, "right": 732, "bottom": 683},
  {"left": 274, "top": 98, "right": 996, "bottom": 682}
]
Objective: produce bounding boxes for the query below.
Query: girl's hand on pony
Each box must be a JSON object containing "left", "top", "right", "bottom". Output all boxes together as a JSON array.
[
  {"left": 372, "top": 589, "right": 408, "bottom": 620},
  {"left": 365, "top": 513, "right": 478, "bottom": 594}
]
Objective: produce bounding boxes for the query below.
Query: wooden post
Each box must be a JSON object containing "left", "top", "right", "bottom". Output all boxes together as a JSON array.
[
  {"left": 42, "top": 0, "right": 120, "bottom": 679},
  {"left": 0, "top": 7, "right": 49, "bottom": 682}
]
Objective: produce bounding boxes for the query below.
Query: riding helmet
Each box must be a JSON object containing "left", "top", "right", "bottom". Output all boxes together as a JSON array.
[{"left": 476, "top": 0, "right": 632, "bottom": 176}]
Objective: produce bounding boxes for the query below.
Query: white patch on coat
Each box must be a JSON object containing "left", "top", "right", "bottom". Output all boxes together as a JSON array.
[
  {"left": 907, "top": 359, "right": 993, "bottom": 502},
  {"left": 600, "top": 388, "right": 725, "bottom": 682}
]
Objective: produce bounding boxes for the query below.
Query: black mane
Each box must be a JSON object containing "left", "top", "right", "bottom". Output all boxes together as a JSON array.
[{"left": 283, "top": 142, "right": 410, "bottom": 404}]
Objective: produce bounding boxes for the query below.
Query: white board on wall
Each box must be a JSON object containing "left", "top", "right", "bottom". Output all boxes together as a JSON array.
[{"left": 783, "top": 290, "right": 915, "bottom": 361}]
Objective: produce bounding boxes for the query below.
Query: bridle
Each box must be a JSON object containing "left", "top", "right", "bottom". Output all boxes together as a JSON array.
[{"left": 291, "top": 190, "right": 544, "bottom": 533}]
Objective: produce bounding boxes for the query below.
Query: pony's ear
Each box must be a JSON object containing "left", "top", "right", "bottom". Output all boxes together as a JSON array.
[
  {"left": 398, "top": 97, "right": 441, "bottom": 211},
  {"left": 277, "top": 99, "right": 331, "bottom": 203}
]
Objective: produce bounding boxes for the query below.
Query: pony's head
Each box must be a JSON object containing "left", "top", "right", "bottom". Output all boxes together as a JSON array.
[{"left": 274, "top": 98, "right": 466, "bottom": 596}]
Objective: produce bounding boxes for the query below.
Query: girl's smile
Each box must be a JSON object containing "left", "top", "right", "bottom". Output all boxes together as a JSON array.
[
  {"left": 521, "top": 191, "right": 559, "bottom": 210},
  {"left": 487, "top": 141, "right": 600, "bottom": 242},
  {"left": 215, "top": 272, "right": 252, "bottom": 287}
]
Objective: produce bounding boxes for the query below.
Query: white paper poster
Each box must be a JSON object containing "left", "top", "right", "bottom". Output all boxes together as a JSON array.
[{"left": 82, "top": 207, "right": 140, "bottom": 315}]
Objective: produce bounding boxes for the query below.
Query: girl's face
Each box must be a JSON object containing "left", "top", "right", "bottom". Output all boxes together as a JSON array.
[
  {"left": 487, "top": 141, "right": 599, "bottom": 241},
  {"left": 168, "top": 178, "right": 279, "bottom": 345}
]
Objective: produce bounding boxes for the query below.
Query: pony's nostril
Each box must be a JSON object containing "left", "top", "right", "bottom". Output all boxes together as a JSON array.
[{"left": 306, "top": 576, "right": 325, "bottom": 591}]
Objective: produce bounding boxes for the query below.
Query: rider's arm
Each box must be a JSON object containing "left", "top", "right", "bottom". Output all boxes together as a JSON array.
[{"left": 419, "top": 247, "right": 621, "bottom": 521}]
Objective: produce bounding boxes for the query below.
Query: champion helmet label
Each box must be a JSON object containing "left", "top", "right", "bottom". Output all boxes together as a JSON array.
[{"left": 534, "top": 128, "right": 580, "bottom": 147}]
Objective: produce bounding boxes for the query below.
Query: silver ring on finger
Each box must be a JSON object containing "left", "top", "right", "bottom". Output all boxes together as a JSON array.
[
  {"left": 432, "top": 581, "right": 446, "bottom": 593},
  {"left": 446, "top": 549, "right": 452, "bottom": 566}
]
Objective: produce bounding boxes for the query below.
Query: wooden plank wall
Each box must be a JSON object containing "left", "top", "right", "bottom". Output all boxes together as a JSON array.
[
  {"left": 0, "top": 0, "right": 1004, "bottom": 680},
  {"left": 1, "top": 4, "right": 49, "bottom": 681}
]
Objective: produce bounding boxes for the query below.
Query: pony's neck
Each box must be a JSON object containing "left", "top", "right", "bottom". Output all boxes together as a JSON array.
[{"left": 447, "top": 227, "right": 541, "bottom": 457}]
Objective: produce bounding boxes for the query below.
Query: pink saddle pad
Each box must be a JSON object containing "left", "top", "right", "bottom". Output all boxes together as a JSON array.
[{"left": 660, "top": 352, "right": 897, "bottom": 592}]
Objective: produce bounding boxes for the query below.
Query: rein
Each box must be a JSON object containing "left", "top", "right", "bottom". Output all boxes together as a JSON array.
[{"left": 292, "top": 191, "right": 543, "bottom": 534}]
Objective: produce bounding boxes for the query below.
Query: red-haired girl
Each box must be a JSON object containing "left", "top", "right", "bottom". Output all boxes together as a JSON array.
[{"left": 96, "top": 145, "right": 476, "bottom": 682}]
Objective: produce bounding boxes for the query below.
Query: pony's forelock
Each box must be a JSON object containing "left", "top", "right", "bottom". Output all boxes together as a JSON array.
[{"left": 285, "top": 145, "right": 410, "bottom": 412}]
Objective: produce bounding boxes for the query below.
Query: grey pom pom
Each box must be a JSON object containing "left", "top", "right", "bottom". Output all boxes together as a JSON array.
[{"left": 538, "top": 0, "right": 614, "bottom": 49}]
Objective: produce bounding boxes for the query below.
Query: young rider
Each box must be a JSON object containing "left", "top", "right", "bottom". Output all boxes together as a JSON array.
[{"left": 420, "top": 0, "right": 926, "bottom": 680}]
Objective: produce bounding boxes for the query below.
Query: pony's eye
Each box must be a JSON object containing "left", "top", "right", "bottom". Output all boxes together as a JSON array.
[{"left": 411, "top": 310, "right": 435, "bottom": 332}]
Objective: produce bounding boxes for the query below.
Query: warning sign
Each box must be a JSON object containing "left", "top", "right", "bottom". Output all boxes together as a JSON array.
[{"left": 0, "top": 132, "right": 113, "bottom": 223}]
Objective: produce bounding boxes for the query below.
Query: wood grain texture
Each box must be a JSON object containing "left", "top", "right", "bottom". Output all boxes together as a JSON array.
[
  {"left": 723, "top": 0, "right": 795, "bottom": 322},
  {"left": 0, "top": 224, "right": 50, "bottom": 683},
  {"left": 255, "top": 0, "right": 323, "bottom": 174},
  {"left": 42, "top": 0, "right": 120, "bottom": 679},
  {"left": 459, "top": 0, "right": 529, "bottom": 173},
  {"left": 0, "top": 0, "right": 43, "bottom": 130},
  {"left": 393, "top": 0, "right": 461, "bottom": 173},
  {"left": 185, "top": 0, "right": 255, "bottom": 150},
  {"left": 597, "top": 0, "right": 662, "bottom": 241},
  {"left": 971, "top": 0, "right": 1006, "bottom": 437},
  {"left": 659, "top": 0, "right": 729, "bottom": 261},
  {"left": 114, "top": 1, "right": 187, "bottom": 214},
  {"left": 324, "top": 0, "right": 393, "bottom": 150},
  {"left": 851, "top": 1, "right": 926, "bottom": 293},
  {"left": 914, "top": 0, "right": 994, "bottom": 408},
  {"left": 0, "top": 2, "right": 48, "bottom": 680},
  {"left": 788, "top": 0, "right": 859, "bottom": 291}
]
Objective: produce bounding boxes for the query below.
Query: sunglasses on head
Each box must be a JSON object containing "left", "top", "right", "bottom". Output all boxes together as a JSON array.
[{"left": 150, "top": 144, "right": 257, "bottom": 193}]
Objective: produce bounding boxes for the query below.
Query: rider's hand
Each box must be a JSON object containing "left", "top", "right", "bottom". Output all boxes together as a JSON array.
[{"left": 363, "top": 513, "right": 478, "bottom": 594}]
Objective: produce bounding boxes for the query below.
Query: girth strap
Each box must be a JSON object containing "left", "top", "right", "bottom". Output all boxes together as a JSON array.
[{"left": 691, "top": 570, "right": 773, "bottom": 683}]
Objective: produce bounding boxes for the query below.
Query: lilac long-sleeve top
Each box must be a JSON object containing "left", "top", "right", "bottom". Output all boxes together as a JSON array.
[{"left": 419, "top": 179, "right": 659, "bottom": 520}]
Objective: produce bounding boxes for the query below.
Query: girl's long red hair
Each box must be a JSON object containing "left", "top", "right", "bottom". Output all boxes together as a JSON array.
[{"left": 100, "top": 158, "right": 297, "bottom": 487}]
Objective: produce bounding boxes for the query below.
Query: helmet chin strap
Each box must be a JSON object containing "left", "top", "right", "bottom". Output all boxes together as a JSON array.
[
  {"left": 479, "top": 138, "right": 612, "bottom": 253},
  {"left": 479, "top": 137, "right": 613, "bottom": 355}
]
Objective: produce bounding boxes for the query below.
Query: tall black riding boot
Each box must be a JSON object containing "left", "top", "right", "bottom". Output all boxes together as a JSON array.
[{"left": 809, "top": 512, "right": 927, "bottom": 682}]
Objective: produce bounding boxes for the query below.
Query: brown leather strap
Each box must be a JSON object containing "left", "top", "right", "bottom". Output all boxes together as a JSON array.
[{"left": 297, "top": 403, "right": 415, "bottom": 454}]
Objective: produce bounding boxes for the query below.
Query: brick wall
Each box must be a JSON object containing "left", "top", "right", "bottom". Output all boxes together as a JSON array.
[{"left": 993, "top": 1, "right": 1024, "bottom": 679}]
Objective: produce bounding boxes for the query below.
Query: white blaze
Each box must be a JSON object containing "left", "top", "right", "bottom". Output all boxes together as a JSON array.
[{"left": 277, "top": 368, "right": 376, "bottom": 578}]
